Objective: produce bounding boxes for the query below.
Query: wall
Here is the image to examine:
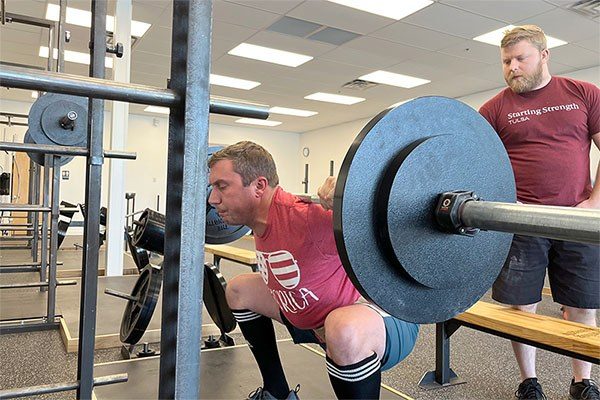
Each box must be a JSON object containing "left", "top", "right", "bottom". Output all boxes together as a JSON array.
[
  {"left": 300, "top": 66, "right": 600, "bottom": 194},
  {"left": 0, "top": 98, "right": 301, "bottom": 230}
]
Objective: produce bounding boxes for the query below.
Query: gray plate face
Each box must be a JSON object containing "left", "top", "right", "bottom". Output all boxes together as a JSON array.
[
  {"left": 40, "top": 99, "right": 88, "bottom": 146},
  {"left": 28, "top": 93, "right": 88, "bottom": 147},
  {"left": 333, "top": 96, "right": 516, "bottom": 324}
]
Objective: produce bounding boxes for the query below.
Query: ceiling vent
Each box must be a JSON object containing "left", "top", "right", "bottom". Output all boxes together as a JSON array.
[
  {"left": 567, "top": 0, "right": 600, "bottom": 18},
  {"left": 342, "top": 79, "right": 379, "bottom": 90}
]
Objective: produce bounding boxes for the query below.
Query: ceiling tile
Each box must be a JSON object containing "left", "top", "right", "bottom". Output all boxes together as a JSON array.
[
  {"left": 573, "top": 36, "right": 600, "bottom": 53},
  {"left": 439, "top": 0, "right": 555, "bottom": 23},
  {"left": 371, "top": 22, "right": 466, "bottom": 51},
  {"left": 438, "top": 40, "right": 502, "bottom": 65},
  {"left": 402, "top": 3, "right": 507, "bottom": 39},
  {"left": 213, "top": 1, "right": 281, "bottom": 30},
  {"left": 224, "top": 0, "right": 304, "bottom": 15},
  {"left": 288, "top": 1, "right": 394, "bottom": 35},
  {"left": 516, "top": 8, "right": 600, "bottom": 43},
  {"left": 550, "top": 45, "right": 600, "bottom": 69}
]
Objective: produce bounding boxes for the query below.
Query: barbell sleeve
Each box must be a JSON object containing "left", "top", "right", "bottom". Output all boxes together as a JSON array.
[{"left": 460, "top": 201, "right": 600, "bottom": 245}]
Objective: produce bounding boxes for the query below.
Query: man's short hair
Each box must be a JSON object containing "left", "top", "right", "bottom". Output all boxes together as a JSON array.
[
  {"left": 208, "top": 141, "right": 279, "bottom": 187},
  {"left": 501, "top": 25, "right": 547, "bottom": 52}
]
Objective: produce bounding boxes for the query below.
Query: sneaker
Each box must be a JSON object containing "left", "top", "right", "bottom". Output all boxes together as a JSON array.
[
  {"left": 247, "top": 385, "right": 300, "bottom": 400},
  {"left": 570, "top": 379, "right": 600, "bottom": 400},
  {"left": 515, "top": 378, "right": 547, "bottom": 400}
]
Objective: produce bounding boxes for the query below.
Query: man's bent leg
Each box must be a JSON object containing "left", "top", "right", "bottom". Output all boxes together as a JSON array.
[
  {"left": 512, "top": 303, "right": 539, "bottom": 381},
  {"left": 227, "top": 274, "right": 290, "bottom": 398}
]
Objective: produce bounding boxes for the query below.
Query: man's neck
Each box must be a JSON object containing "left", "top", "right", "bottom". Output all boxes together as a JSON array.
[{"left": 250, "top": 187, "right": 277, "bottom": 237}]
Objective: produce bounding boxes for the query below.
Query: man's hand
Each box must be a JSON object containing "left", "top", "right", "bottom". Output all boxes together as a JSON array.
[{"left": 317, "top": 176, "right": 336, "bottom": 211}]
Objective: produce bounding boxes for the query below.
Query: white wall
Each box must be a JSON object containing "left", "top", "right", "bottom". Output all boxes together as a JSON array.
[
  {"left": 300, "top": 66, "right": 600, "bottom": 193},
  {"left": 0, "top": 98, "right": 301, "bottom": 229}
]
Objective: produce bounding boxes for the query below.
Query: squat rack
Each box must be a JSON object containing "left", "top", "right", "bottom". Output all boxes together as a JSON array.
[{"left": 0, "top": 0, "right": 267, "bottom": 398}]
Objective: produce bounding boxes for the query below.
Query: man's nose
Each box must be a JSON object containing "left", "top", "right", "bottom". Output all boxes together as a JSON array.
[
  {"left": 208, "top": 188, "right": 219, "bottom": 205},
  {"left": 510, "top": 59, "right": 519, "bottom": 71}
]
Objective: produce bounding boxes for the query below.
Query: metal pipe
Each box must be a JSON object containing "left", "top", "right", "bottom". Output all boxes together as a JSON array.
[
  {"left": 159, "top": 1, "right": 211, "bottom": 397},
  {"left": 47, "top": 155, "right": 60, "bottom": 318},
  {"left": 0, "top": 266, "right": 41, "bottom": 273},
  {"left": 0, "top": 373, "right": 128, "bottom": 398},
  {"left": 0, "top": 204, "right": 50, "bottom": 212},
  {"left": 461, "top": 201, "right": 600, "bottom": 245},
  {"left": 30, "top": 161, "right": 40, "bottom": 262},
  {"left": 57, "top": 0, "right": 66, "bottom": 73},
  {"left": 0, "top": 261, "right": 62, "bottom": 268},
  {"left": 0, "top": 141, "right": 137, "bottom": 160},
  {"left": 0, "top": 227, "right": 35, "bottom": 231},
  {"left": 47, "top": 23, "right": 54, "bottom": 72},
  {"left": 0, "top": 66, "right": 270, "bottom": 118},
  {"left": 39, "top": 157, "right": 50, "bottom": 291},
  {"left": 0, "top": 223, "right": 33, "bottom": 227},
  {"left": 77, "top": 1, "right": 106, "bottom": 397},
  {"left": 0, "top": 280, "right": 76, "bottom": 289},
  {"left": 0, "top": 235, "right": 34, "bottom": 240},
  {"left": 104, "top": 288, "right": 137, "bottom": 302}
]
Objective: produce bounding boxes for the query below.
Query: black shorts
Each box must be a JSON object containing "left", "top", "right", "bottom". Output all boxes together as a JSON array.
[{"left": 492, "top": 234, "right": 600, "bottom": 309}]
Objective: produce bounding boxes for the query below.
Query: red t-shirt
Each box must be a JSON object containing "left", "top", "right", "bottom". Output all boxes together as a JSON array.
[
  {"left": 254, "top": 187, "right": 360, "bottom": 330},
  {"left": 479, "top": 76, "right": 600, "bottom": 206}
]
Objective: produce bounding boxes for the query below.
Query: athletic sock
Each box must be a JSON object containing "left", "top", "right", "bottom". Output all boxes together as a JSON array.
[
  {"left": 326, "top": 352, "right": 381, "bottom": 399},
  {"left": 232, "top": 309, "right": 290, "bottom": 398}
]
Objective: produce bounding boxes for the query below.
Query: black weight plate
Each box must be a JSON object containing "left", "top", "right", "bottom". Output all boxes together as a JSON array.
[
  {"left": 132, "top": 208, "right": 166, "bottom": 254},
  {"left": 126, "top": 231, "right": 150, "bottom": 272},
  {"left": 28, "top": 93, "right": 87, "bottom": 147},
  {"left": 333, "top": 96, "right": 516, "bottom": 324},
  {"left": 41, "top": 99, "right": 88, "bottom": 146},
  {"left": 23, "top": 130, "right": 74, "bottom": 167},
  {"left": 120, "top": 264, "right": 162, "bottom": 344},
  {"left": 203, "top": 263, "right": 236, "bottom": 333},
  {"left": 206, "top": 146, "right": 252, "bottom": 244}
]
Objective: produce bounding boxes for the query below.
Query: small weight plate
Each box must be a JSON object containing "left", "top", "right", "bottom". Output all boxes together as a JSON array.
[
  {"left": 132, "top": 208, "right": 166, "bottom": 254},
  {"left": 28, "top": 93, "right": 87, "bottom": 147},
  {"left": 120, "top": 264, "right": 162, "bottom": 345},
  {"left": 203, "top": 263, "right": 236, "bottom": 333}
]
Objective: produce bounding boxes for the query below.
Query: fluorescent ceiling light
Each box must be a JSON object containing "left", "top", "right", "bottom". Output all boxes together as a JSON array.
[
  {"left": 46, "top": 4, "right": 151, "bottom": 37},
  {"left": 326, "top": 0, "right": 432, "bottom": 20},
  {"left": 269, "top": 107, "right": 318, "bottom": 117},
  {"left": 236, "top": 118, "right": 282, "bottom": 127},
  {"left": 39, "top": 46, "right": 113, "bottom": 68},
  {"left": 31, "top": 91, "right": 39, "bottom": 99},
  {"left": 144, "top": 106, "right": 170, "bottom": 115},
  {"left": 210, "top": 74, "right": 260, "bottom": 90},
  {"left": 360, "top": 70, "right": 430, "bottom": 88},
  {"left": 473, "top": 25, "right": 567, "bottom": 49},
  {"left": 228, "top": 43, "right": 313, "bottom": 67},
  {"left": 304, "top": 92, "right": 365, "bottom": 105}
]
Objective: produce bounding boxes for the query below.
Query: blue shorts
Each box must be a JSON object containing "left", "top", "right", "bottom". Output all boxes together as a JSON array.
[{"left": 279, "top": 307, "right": 419, "bottom": 372}]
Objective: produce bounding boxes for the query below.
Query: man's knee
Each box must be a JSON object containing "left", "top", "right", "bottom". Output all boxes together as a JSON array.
[
  {"left": 512, "top": 303, "right": 538, "bottom": 313},
  {"left": 562, "top": 305, "right": 597, "bottom": 325},
  {"left": 225, "top": 274, "right": 252, "bottom": 309}
]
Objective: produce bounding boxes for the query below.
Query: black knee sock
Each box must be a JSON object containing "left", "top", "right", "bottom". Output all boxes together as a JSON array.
[
  {"left": 232, "top": 309, "right": 289, "bottom": 398},
  {"left": 326, "top": 352, "right": 381, "bottom": 400}
]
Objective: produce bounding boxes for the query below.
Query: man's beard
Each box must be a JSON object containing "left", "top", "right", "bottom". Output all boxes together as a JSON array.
[{"left": 505, "top": 62, "right": 544, "bottom": 93}]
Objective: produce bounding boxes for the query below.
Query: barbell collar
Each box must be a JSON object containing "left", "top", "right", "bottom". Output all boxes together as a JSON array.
[{"left": 460, "top": 201, "right": 600, "bottom": 245}]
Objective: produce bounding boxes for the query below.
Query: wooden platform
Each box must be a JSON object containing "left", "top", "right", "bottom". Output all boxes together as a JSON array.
[
  {"left": 92, "top": 340, "right": 410, "bottom": 399},
  {"left": 455, "top": 301, "right": 600, "bottom": 361}
]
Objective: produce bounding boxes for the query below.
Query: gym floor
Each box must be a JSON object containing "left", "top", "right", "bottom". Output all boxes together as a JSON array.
[{"left": 0, "top": 237, "right": 597, "bottom": 399}]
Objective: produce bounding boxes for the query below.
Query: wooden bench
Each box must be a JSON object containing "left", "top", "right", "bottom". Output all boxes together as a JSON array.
[
  {"left": 419, "top": 301, "right": 600, "bottom": 389},
  {"left": 204, "top": 244, "right": 258, "bottom": 272}
]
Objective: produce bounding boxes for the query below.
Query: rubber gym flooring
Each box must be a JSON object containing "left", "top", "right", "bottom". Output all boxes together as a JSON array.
[{"left": 0, "top": 236, "right": 597, "bottom": 399}]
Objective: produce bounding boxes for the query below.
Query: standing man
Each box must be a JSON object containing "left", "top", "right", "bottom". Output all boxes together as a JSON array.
[
  {"left": 479, "top": 25, "right": 600, "bottom": 400},
  {"left": 208, "top": 141, "right": 419, "bottom": 400}
]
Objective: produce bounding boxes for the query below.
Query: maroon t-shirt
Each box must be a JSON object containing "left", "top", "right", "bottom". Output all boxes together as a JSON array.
[{"left": 480, "top": 76, "right": 600, "bottom": 206}]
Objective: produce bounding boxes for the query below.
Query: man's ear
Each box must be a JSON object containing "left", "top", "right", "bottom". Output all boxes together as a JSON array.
[
  {"left": 254, "top": 176, "right": 269, "bottom": 197},
  {"left": 541, "top": 48, "right": 549, "bottom": 63}
]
